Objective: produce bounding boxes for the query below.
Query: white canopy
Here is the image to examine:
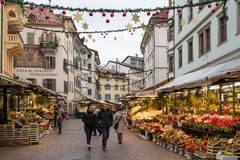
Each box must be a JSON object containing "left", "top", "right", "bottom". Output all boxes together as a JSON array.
[{"left": 156, "top": 58, "right": 240, "bottom": 92}]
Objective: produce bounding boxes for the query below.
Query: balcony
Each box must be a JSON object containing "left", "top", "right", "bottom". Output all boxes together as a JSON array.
[
  {"left": 5, "top": 33, "right": 24, "bottom": 56},
  {"left": 39, "top": 32, "right": 58, "bottom": 50}
]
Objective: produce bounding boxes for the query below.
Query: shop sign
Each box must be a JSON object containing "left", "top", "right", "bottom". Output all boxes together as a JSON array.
[{"left": 15, "top": 68, "right": 58, "bottom": 77}]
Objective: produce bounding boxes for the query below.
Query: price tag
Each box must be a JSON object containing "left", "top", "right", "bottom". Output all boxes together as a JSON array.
[{"left": 228, "top": 138, "right": 233, "bottom": 144}]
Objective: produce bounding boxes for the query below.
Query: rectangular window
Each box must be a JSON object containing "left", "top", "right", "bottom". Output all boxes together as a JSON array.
[
  {"left": 88, "top": 89, "right": 92, "bottom": 95},
  {"left": 198, "top": 25, "right": 211, "bottom": 56},
  {"left": 168, "top": 24, "right": 174, "bottom": 41},
  {"left": 188, "top": 39, "right": 193, "bottom": 63},
  {"left": 27, "top": 33, "right": 34, "bottom": 45},
  {"left": 64, "top": 81, "right": 68, "bottom": 93},
  {"left": 88, "top": 64, "right": 91, "bottom": 69},
  {"left": 168, "top": 0, "right": 172, "bottom": 7},
  {"left": 178, "top": 13, "right": 182, "bottom": 33},
  {"left": 105, "top": 84, "right": 111, "bottom": 90},
  {"left": 178, "top": 47, "right": 182, "bottom": 68},
  {"left": 45, "top": 57, "right": 55, "bottom": 69},
  {"left": 27, "top": 78, "right": 36, "bottom": 84},
  {"left": 43, "top": 79, "right": 56, "bottom": 91},
  {"left": 188, "top": 0, "right": 193, "bottom": 22},
  {"left": 168, "top": 55, "right": 174, "bottom": 73},
  {"left": 115, "top": 95, "right": 120, "bottom": 101},
  {"left": 105, "top": 94, "right": 111, "bottom": 101},
  {"left": 218, "top": 15, "right": 227, "bottom": 44},
  {"left": 98, "top": 94, "right": 101, "bottom": 100},
  {"left": 237, "top": 1, "right": 240, "bottom": 33},
  {"left": 88, "top": 77, "right": 91, "bottom": 83}
]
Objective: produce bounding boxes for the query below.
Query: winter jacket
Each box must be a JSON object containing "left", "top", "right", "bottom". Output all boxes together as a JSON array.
[
  {"left": 82, "top": 112, "right": 97, "bottom": 129},
  {"left": 113, "top": 111, "right": 129, "bottom": 133},
  {"left": 97, "top": 109, "right": 113, "bottom": 128}
]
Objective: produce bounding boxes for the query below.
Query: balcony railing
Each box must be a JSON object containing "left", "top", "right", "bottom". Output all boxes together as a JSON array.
[{"left": 39, "top": 41, "right": 58, "bottom": 49}]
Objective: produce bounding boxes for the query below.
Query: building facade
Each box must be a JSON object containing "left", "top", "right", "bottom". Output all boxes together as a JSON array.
[
  {"left": 14, "top": 8, "right": 76, "bottom": 115},
  {"left": 98, "top": 66, "right": 129, "bottom": 102},
  {"left": 106, "top": 55, "right": 144, "bottom": 93},
  {"left": 2, "top": 2, "right": 24, "bottom": 77},
  {"left": 87, "top": 49, "right": 100, "bottom": 99},
  {"left": 171, "top": 0, "right": 240, "bottom": 77},
  {"left": 140, "top": 15, "right": 169, "bottom": 89}
]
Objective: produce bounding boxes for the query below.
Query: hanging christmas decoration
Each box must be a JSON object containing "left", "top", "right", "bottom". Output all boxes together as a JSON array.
[
  {"left": 1, "top": 0, "right": 4, "bottom": 5},
  {"left": 126, "top": 23, "right": 132, "bottom": 31},
  {"left": 88, "top": 34, "right": 92, "bottom": 39},
  {"left": 122, "top": 12, "right": 127, "bottom": 17},
  {"left": 73, "top": 12, "right": 83, "bottom": 23},
  {"left": 180, "top": 19, "right": 187, "bottom": 26},
  {"left": 62, "top": 10, "right": 66, "bottom": 15},
  {"left": 147, "top": 11, "right": 151, "bottom": 16},
  {"left": 39, "top": 7, "right": 44, "bottom": 12},
  {"left": 132, "top": 13, "right": 140, "bottom": 24},
  {"left": 106, "top": 19, "right": 110, "bottom": 23},
  {"left": 102, "top": 12, "right": 106, "bottom": 17},
  {"left": 28, "top": 6, "right": 34, "bottom": 10},
  {"left": 140, "top": 23, "right": 146, "bottom": 30},
  {"left": 82, "top": 22, "right": 89, "bottom": 30},
  {"left": 110, "top": 12, "right": 114, "bottom": 17},
  {"left": 89, "top": 12, "right": 93, "bottom": 16},
  {"left": 20, "top": 15, "right": 29, "bottom": 25},
  {"left": 49, "top": 8, "right": 53, "bottom": 13},
  {"left": 45, "top": 15, "right": 50, "bottom": 20},
  {"left": 198, "top": 5, "right": 203, "bottom": 11}
]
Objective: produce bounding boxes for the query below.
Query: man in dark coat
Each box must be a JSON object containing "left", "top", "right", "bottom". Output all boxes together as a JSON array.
[{"left": 97, "top": 104, "right": 113, "bottom": 151}]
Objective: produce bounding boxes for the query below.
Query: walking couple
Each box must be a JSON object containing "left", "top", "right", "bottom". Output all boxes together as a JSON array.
[{"left": 82, "top": 104, "right": 130, "bottom": 151}]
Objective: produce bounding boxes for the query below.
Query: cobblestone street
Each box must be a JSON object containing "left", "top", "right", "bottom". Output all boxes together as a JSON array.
[{"left": 0, "top": 119, "right": 186, "bottom": 160}]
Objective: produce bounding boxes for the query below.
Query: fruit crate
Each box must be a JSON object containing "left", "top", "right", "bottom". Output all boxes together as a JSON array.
[{"left": 29, "top": 123, "right": 39, "bottom": 144}]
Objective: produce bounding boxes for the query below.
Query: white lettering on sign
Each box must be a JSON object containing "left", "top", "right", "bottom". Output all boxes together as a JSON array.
[{"left": 15, "top": 68, "right": 58, "bottom": 77}]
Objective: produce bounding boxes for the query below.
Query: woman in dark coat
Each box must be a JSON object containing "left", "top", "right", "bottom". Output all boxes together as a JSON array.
[{"left": 82, "top": 106, "right": 97, "bottom": 150}]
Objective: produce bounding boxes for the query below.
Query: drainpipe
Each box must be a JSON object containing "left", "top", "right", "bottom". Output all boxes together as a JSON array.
[{"left": 173, "top": 0, "right": 176, "bottom": 78}]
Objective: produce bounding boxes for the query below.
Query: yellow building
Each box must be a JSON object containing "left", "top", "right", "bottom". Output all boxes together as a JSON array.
[
  {"left": 98, "top": 66, "right": 129, "bottom": 102},
  {"left": 2, "top": 2, "right": 23, "bottom": 76}
]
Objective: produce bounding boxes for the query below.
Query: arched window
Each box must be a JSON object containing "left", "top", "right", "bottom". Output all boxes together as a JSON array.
[
  {"left": 114, "top": 84, "right": 119, "bottom": 91},
  {"left": 9, "top": 11, "right": 16, "bottom": 18}
]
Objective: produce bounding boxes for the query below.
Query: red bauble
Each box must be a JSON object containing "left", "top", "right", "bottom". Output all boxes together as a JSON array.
[
  {"left": 29, "top": 6, "right": 34, "bottom": 10},
  {"left": 208, "top": 4, "right": 212, "bottom": 8},
  {"left": 45, "top": 15, "right": 50, "bottom": 20},
  {"left": 155, "top": 11, "right": 160, "bottom": 16},
  {"left": 133, "top": 29, "right": 135, "bottom": 32},
  {"left": 147, "top": 11, "right": 151, "bottom": 16},
  {"left": 106, "top": 19, "right": 110, "bottom": 23},
  {"left": 122, "top": 12, "right": 127, "bottom": 17},
  {"left": 165, "top": 10, "right": 169, "bottom": 14},
  {"left": 177, "top": 9, "right": 182, "bottom": 14},
  {"left": 0, "top": 0, "right": 4, "bottom": 5},
  {"left": 110, "top": 12, "right": 114, "bottom": 17},
  {"left": 215, "top": 2, "right": 220, "bottom": 7},
  {"left": 49, "top": 8, "right": 53, "bottom": 13},
  {"left": 160, "top": 16, "right": 165, "bottom": 20},
  {"left": 102, "top": 12, "right": 106, "bottom": 17},
  {"left": 103, "top": 36, "right": 106, "bottom": 38},
  {"left": 89, "top": 12, "right": 93, "bottom": 17},
  {"left": 39, "top": 8, "right": 44, "bottom": 12},
  {"left": 62, "top": 10, "right": 66, "bottom": 15},
  {"left": 131, "top": 33, "right": 133, "bottom": 35},
  {"left": 101, "top": 33, "right": 103, "bottom": 35},
  {"left": 198, "top": 6, "right": 203, "bottom": 11},
  {"left": 211, "top": 9, "right": 215, "bottom": 13}
]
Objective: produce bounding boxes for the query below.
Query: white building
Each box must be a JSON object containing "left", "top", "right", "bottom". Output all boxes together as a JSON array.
[
  {"left": 140, "top": 15, "right": 169, "bottom": 89},
  {"left": 171, "top": 0, "right": 240, "bottom": 77},
  {"left": 14, "top": 8, "right": 76, "bottom": 115},
  {"left": 106, "top": 55, "right": 144, "bottom": 93}
]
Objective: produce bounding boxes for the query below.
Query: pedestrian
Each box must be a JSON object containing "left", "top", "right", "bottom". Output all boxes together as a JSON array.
[
  {"left": 92, "top": 106, "right": 102, "bottom": 136},
  {"left": 97, "top": 104, "right": 113, "bottom": 151},
  {"left": 113, "top": 107, "right": 130, "bottom": 144},
  {"left": 53, "top": 102, "right": 58, "bottom": 127},
  {"left": 57, "top": 104, "right": 63, "bottom": 134},
  {"left": 82, "top": 105, "right": 97, "bottom": 150}
]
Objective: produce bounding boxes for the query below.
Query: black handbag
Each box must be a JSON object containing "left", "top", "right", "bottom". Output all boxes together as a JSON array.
[{"left": 113, "top": 114, "right": 123, "bottom": 129}]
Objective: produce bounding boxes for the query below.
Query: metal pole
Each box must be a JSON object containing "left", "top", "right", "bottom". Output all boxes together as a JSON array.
[{"left": 233, "top": 83, "right": 236, "bottom": 115}]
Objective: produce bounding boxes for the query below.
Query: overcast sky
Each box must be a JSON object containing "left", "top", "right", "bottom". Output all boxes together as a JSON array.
[{"left": 27, "top": 0, "right": 168, "bottom": 65}]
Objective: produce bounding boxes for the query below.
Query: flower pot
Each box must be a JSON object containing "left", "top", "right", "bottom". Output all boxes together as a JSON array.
[
  {"left": 152, "top": 134, "right": 156, "bottom": 142},
  {"left": 169, "top": 144, "right": 174, "bottom": 151},
  {"left": 174, "top": 145, "right": 178, "bottom": 153},
  {"left": 162, "top": 141, "right": 166, "bottom": 148},
  {"left": 179, "top": 148, "right": 184, "bottom": 155}
]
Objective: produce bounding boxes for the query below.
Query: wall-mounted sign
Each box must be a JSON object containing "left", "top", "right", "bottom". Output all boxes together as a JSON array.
[{"left": 15, "top": 68, "right": 58, "bottom": 77}]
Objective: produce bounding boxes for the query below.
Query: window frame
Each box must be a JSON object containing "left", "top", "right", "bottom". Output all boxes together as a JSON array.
[
  {"left": 27, "top": 32, "right": 34, "bottom": 45},
  {"left": 187, "top": 38, "right": 194, "bottom": 63},
  {"left": 178, "top": 47, "right": 183, "bottom": 68},
  {"left": 218, "top": 13, "right": 227, "bottom": 45}
]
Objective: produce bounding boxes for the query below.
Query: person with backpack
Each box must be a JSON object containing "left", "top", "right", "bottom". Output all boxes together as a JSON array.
[{"left": 82, "top": 105, "right": 97, "bottom": 150}]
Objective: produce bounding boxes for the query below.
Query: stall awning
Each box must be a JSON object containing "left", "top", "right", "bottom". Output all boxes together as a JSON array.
[
  {"left": 156, "top": 59, "right": 240, "bottom": 92},
  {"left": 0, "top": 74, "right": 28, "bottom": 88}
]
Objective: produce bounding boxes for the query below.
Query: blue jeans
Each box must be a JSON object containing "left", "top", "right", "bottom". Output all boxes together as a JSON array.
[{"left": 57, "top": 121, "right": 62, "bottom": 133}]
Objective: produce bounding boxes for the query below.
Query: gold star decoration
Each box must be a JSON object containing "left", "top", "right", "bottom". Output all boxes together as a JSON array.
[
  {"left": 82, "top": 22, "right": 89, "bottom": 30},
  {"left": 73, "top": 12, "right": 83, "bottom": 23},
  {"left": 180, "top": 19, "right": 187, "bottom": 26},
  {"left": 192, "top": 18, "right": 199, "bottom": 25},
  {"left": 66, "top": 21, "right": 74, "bottom": 31},
  {"left": 141, "top": 23, "right": 147, "bottom": 30},
  {"left": 88, "top": 34, "right": 92, "bottom": 39},
  {"left": 126, "top": 23, "right": 132, "bottom": 31},
  {"left": 20, "top": 15, "right": 28, "bottom": 25},
  {"left": 132, "top": 13, "right": 140, "bottom": 24}
]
